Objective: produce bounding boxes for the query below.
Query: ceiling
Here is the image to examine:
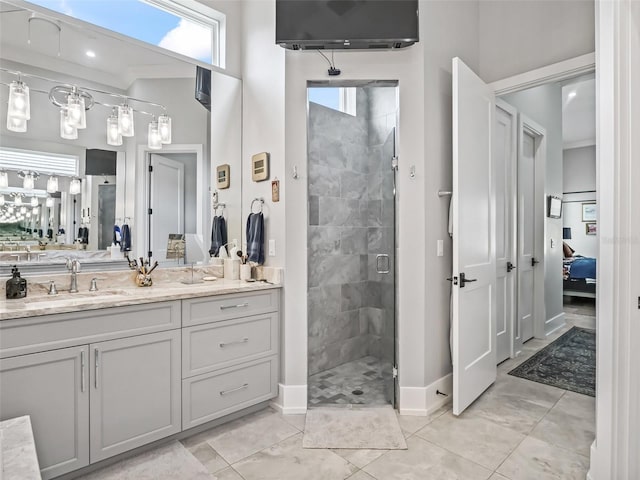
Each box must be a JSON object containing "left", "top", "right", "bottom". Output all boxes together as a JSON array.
[
  {"left": 0, "top": 2, "right": 195, "bottom": 90},
  {"left": 562, "top": 75, "right": 596, "bottom": 149}
]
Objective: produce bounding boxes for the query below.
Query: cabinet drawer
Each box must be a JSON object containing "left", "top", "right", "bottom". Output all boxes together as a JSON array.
[
  {"left": 0, "top": 301, "right": 181, "bottom": 358},
  {"left": 182, "top": 356, "right": 278, "bottom": 430},
  {"left": 182, "top": 312, "right": 278, "bottom": 378},
  {"left": 182, "top": 290, "right": 279, "bottom": 326}
]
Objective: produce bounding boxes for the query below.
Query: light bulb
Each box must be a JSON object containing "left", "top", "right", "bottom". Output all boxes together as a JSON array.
[
  {"left": 23, "top": 173, "right": 35, "bottom": 190},
  {"left": 20, "top": 206, "right": 26, "bottom": 214},
  {"left": 32, "top": 206, "right": 39, "bottom": 215},
  {"left": 118, "top": 104, "right": 134, "bottom": 137},
  {"left": 30, "top": 196, "right": 38, "bottom": 207},
  {"left": 47, "top": 176, "right": 59, "bottom": 193},
  {"left": 69, "top": 177, "right": 81, "bottom": 195},
  {"left": 0, "top": 171, "right": 7, "bottom": 188},
  {"left": 158, "top": 114, "right": 172, "bottom": 144},
  {"left": 148, "top": 120, "right": 161, "bottom": 150},
  {"left": 7, "top": 206, "right": 14, "bottom": 214},
  {"left": 26, "top": 211, "right": 31, "bottom": 218},
  {"left": 14, "top": 196, "right": 22, "bottom": 206},
  {"left": 8, "top": 81, "right": 30, "bottom": 120},
  {"left": 60, "top": 109, "right": 78, "bottom": 140},
  {"left": 7, "top": 115, "right": 27, "bottom": 133},
  {"left": 66, "top": 93, "right": 86, "bottom": 129},
  {"left": 106, "top": 110, "right": 122, "bottom": 146},
  {"left": 46, "top": 196, "right": 54, "bottom": 208}
]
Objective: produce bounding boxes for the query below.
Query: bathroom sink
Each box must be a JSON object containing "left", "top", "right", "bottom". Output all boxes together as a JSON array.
[{"left": 25, "top": 289, "right": 130, "bottom": 304}]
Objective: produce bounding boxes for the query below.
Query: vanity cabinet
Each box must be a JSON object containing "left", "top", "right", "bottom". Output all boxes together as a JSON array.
[
  {"left": 0, "top": 346, "right": 90, "bottom": 479},
  {"left": 89, "top": 330, "right": 181, "bottom": 462}
]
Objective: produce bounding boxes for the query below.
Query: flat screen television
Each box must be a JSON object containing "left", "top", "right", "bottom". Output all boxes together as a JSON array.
[
  {"left": 195, "top": 66, "right": 211, "bottom": 111},
  {"left": 85, "top": 149, "right": 116, "bottom": 176},
  {"left": 276, "top": 0, "right": 419, "bottom": 50}
]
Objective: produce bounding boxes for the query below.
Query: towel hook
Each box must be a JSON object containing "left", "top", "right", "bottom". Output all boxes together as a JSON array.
[{"left": 251, "top": 198, "right": 264, "bottom": 214}]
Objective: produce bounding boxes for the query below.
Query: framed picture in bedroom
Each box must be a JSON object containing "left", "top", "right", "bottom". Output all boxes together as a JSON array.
[
  {"left": 586, "top": 223, "right": 597, "bottom": 235},
  {"left": 582, "top": 202, "right": 597, "bottom": 222},
  {"left": 547, "top": 195, "right": 562, "bottom": 218}
]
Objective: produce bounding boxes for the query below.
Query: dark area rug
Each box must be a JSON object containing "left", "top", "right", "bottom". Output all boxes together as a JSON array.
[{"left": 508, "top": 327, "right": 595, "bottom": 396}]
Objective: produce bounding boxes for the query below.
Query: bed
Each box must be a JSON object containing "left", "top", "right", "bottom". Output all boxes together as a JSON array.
[{"left": 563, "top": 255, "right": 596, "bottom": 298}]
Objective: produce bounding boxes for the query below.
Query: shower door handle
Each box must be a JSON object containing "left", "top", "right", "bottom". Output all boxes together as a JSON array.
[{"left": 376, "top": 254, "right": 390, "bottom": 274}]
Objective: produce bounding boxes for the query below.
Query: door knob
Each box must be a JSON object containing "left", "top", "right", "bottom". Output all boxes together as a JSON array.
[
  {"left": 531, "top": 257, "right": 540, "bottom": 267},
  {"left": 507, "top": 262, "right": 516, "bottom": 273},
  {"left": 459, "top": 272, "right": 477, "bottom": 288}
]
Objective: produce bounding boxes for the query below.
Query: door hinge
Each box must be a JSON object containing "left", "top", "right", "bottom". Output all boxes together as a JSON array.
[
  {"left": 148, "top": 208, "right": 153, "bottom": 215},
  {"left": 148, "top": 165, "right": 153, "bottom": 172},
  {"left": 392, "top": 366, "right": 398, "bottom": 378},
  {"left": 391, "top": 157, "right": 399, "bottom": 171}
]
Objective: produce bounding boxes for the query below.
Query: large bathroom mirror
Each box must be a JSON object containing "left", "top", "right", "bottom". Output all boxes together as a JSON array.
[{"left": 0, "top": 0, "right": 242, "bottom": 270}]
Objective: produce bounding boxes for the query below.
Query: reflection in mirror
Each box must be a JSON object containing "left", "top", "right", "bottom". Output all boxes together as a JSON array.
[{"left": 0, "top": 1, "right": 243, "bottom": 270}]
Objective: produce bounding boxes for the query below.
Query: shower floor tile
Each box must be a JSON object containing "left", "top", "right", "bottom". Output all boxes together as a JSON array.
[{"left": 308, "top": 356, "right": 392, "bottom": 406}]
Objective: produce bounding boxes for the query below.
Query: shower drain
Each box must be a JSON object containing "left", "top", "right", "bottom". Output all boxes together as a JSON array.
[{"left": 351, "top": 389, "right": 364, "bottom": 396}]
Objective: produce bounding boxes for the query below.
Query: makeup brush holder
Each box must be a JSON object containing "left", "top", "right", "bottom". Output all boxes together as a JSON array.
[
  {"left": 240, "top": 264, "right": 252, "bottom": 281},
  {"left": 135, "top": 273, "right": 153, "bottom": 287}
]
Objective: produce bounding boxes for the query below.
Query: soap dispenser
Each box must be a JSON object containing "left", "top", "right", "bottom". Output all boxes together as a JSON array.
[{"left": 6, "top": 265, "right": 27, "bottom": 299}]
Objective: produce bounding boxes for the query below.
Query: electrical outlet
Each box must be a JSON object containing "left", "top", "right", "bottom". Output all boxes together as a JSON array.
[{"left": 268, "top": 239, "right": 276, "bottom": 257}]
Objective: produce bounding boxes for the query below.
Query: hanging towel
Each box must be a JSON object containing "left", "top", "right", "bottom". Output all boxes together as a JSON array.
[
  {"left": 78, "top": 227, "right": 84, "bottom": 242},
  {"left": 246, "top": 212, "right": 265, "bottom": 265},
  {"left": 113, "top": 225, "right": 122, "bottom": 246},
  {"left": 81, "top": 227, "right": 89, "bottom": 244},
  {"left": 47, "top": 228, "right": 53, "bottom": 240},
  {"left": 120, "top": 224, "right": 132, "bottom": 252},
  {"left": 208, "top": 215, "right": 228, "bottom": 257}
]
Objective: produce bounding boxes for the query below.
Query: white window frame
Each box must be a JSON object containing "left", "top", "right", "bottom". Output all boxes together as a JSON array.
[
  {"left": 0, "top": 147, "right": 79, "bottom": 177},
  {"left": 339, "top": 88, "right": 357, "bottom": 116}
]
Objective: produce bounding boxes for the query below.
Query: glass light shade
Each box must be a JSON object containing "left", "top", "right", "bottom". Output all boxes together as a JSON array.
[
  {"left": 69, "top": 177, "right": 81, "bottom": 195},
  {"left": 8, "top": 81, "right": 30, "bottom": 120},
  {"left": 0, "top": 171, "right": 7, "bottom": 188},
  {"left": 20, "top": 206, "right": 26, "bottom": 214},
  {"left": 118, "top": 104, "right": 134, "bottom": 137},
  {"left": 158, "top": 114, "right": 172, "bottom": 144},
  {"left": 66, "top": 93, "right": 86, "bottom": 129},
  {"left": 32, "top": 206, "right": 39, "bottom": 215},
  {"left": 45, "top": 196, "right": 54, "bottom": 208},
  {"left": 148, "top": 120, "right": 162, "bottom": 150},
  {"left": 0, "top": 195, "right": 4, "bottom": 206},
  {"left": 25, "top": 211, "right": 31, "bottom": 218},
  {"left": 7, "top": 115, "right": 27, "bottom": 133},
  {"left": 23, "top": 173, "right": 35, "bottom": 190},
  {"left": 30, "top": 196, "right": 38, "bottom": 207},
  {"left": 106, "top": 112, "right": 122, "bottom": 146},
  {"left": 14, "top": 196, "right": 22, "bottom": 206},
  {"left": 7, "top": 206, "right": 14, "bottom": 214},
  {"left": 60, "top": 109, "right": 78, "bottom": 140},
  {"left": 47, "top": 175, "right": 59, "bottom": 193}
]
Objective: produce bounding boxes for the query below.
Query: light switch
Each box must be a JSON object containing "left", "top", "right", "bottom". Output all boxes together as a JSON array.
[
  {"left": 550, "top": 238, "right": 556, "bottom": 248},
  {"left": 268, "top": 239, "right": 276, "bottom": 257},
  {"left": 437, "top": 239, "right": 444, "bottom": 257}
]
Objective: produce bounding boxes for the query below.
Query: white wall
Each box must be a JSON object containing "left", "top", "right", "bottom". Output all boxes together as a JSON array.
[
  {"left": 478, "top": 0, "right": 595, "bottom": 82},
  {"left": 502, "top": 83, "right": 565, "bottom": 332},
  {"left": 196, "top": 0, "right": 243, "bottom": 78},
  {"left": 563, "top": 145, "right": 596, "bottom": 192}
]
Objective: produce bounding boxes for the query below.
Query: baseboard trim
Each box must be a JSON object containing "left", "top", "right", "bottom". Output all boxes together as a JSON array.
[
  {"left": 545, "top": 312, "right": 566, "bottom": 337},
  {"left": 399, "top": 374, "right": 452, "bottom": 416},
  {"left": 270, "top": 383, "right": 307, "bottom": 414}
]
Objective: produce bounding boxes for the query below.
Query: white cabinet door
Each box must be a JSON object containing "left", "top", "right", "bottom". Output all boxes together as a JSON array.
[
  {"left": 0, "top": 346, "right": 89, "bottom": 480},
  {"left": 90, "top": 330, "right": 181, "bottom": 462}
]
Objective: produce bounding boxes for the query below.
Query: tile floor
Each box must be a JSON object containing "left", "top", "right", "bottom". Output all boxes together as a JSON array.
[
  {"left": 308, "top": 356, "right": 391, "bottom": 406},
  {"left": 89, "top": 298, "right": 596, "bottom": 480}
]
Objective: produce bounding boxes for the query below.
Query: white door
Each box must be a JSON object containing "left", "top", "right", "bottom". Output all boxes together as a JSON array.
[
  {"left": 494, "top": 101, "right": 518, "bottom": 363},
  {"left": 517, "top": 122, "right": 537, "bottom": 343},
  {"left": 150, "top": 154, "right": 184, "bottom": 260},
  {"left": 452, "top": 57, "right": 497, "bottom": 415}
]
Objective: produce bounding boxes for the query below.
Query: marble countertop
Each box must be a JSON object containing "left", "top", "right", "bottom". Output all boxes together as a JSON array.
[
  {"left": 0, "top": 416, "right": 41, "bottom": 480},
  {"left": 0, "top": 278, "right": 281, "bottom": 321}
]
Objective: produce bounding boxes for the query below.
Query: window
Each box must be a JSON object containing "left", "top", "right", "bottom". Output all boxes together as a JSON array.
[
  {"left": 28, "top": 0, "right": 224, "bottom": 66},
  {"left": 0, "top": 147, "right": 78, "bottom": 177},
  {"left": 308, "top": 88, "right": 357, "bottom": 116}
]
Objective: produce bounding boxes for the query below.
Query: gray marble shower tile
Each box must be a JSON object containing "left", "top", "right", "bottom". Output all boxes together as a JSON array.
[
  {"left": 309, "top": 196, "right": 319, "bottom": 226},
  {"left": 308, "top": 255, "right": 360, "bottom": 288},
  {"left": 360, "top": 255, "right": 369, "bottom": 281},
  {"left": 338, "top": 310, "right": 362, "bottom": 339},
  {"left": 309, "top": 163, "right": 341, "bottom": 197},
  {"left": 382, "top": 172, "right": 395, "bottom": 200},
  {"left": 308, "top": 284, "right": 341, "bottom": 318},
  {"left": 341, "top": 171, "right": 369, "bottom": 199},
  {"left": 341, "top": 227, "right": 368, "bottom": 254},
  {"left": 341, "top": 282, "right": 365, "bottom": 311},
  {"left": 319, "top": 198, "right": 362, "bottom": 226},
  {"left": 369, "top": 114, "right": 391, "bottom": 146},
  {"left": 381, "top": 199, "right": 395, "bottom": 226},
  {"left": 361, "top": 307, "right": 385, "bottom": 335},
  {"left": 367, "top": 145, "right": 383, "bottom": 172},
  {"left": 363, "top": 200, "right": 382, "bottom": 227},
  {"left": 344, "top": 142, "right": 370, "bottom": 174},
  {"left": 368, "top": 87, "right": 397, "bottom": 120},
  {"left": 367, "top": 227, "right": 394, "bottom": 254},
  {"left": 308, "top": 226, "right": 341, "bottom": 256},
  {"left": 364, "top": 281, "right": 384, "bottom": 309},
  {"left": 366, "top": 172, "right": 382, "bottom": 200}
]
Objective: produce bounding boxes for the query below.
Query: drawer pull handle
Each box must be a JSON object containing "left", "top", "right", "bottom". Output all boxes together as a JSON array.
[
  {"left": 219, "top": 337, "right": 249, "bottom": 348},
  {"left": 94, "top": 349, "right": 100, "bottom": 389},
  {"left": 220, "top": 383, "right": 249, "bottom": 396},
  {"left": 220, "top": 302, "right": 249, "bottom": 310},
  {"left": 80, "top": 350, "right": 86, "bottom": 393}
]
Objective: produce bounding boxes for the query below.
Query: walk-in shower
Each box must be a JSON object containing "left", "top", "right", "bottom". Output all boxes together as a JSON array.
[{"left": 306, "top": 82, "right": 398, "bottom": 407}]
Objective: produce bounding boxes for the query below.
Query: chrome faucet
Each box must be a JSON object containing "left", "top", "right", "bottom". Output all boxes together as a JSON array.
[{"left": 66, "top": 258, "right": 81, "bottom": 293}]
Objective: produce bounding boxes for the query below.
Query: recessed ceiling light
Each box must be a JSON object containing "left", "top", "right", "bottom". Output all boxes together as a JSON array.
[
  {"left": 568, "top": 91, "right": 577, "bottom": 99},
  {"left": 86, "top": 50, "right": 96, "bottom": 58}
]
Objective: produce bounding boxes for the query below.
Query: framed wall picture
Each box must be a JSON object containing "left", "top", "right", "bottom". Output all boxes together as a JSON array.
[
  {"left": 585, "top": 223, "right": 597, "bottom": 235},
  {"left": 582, "top": 202, "right": 597, "bottom": 222},
  {"left": 547, "top": 195, "right": 562, "bottom": 218}
]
